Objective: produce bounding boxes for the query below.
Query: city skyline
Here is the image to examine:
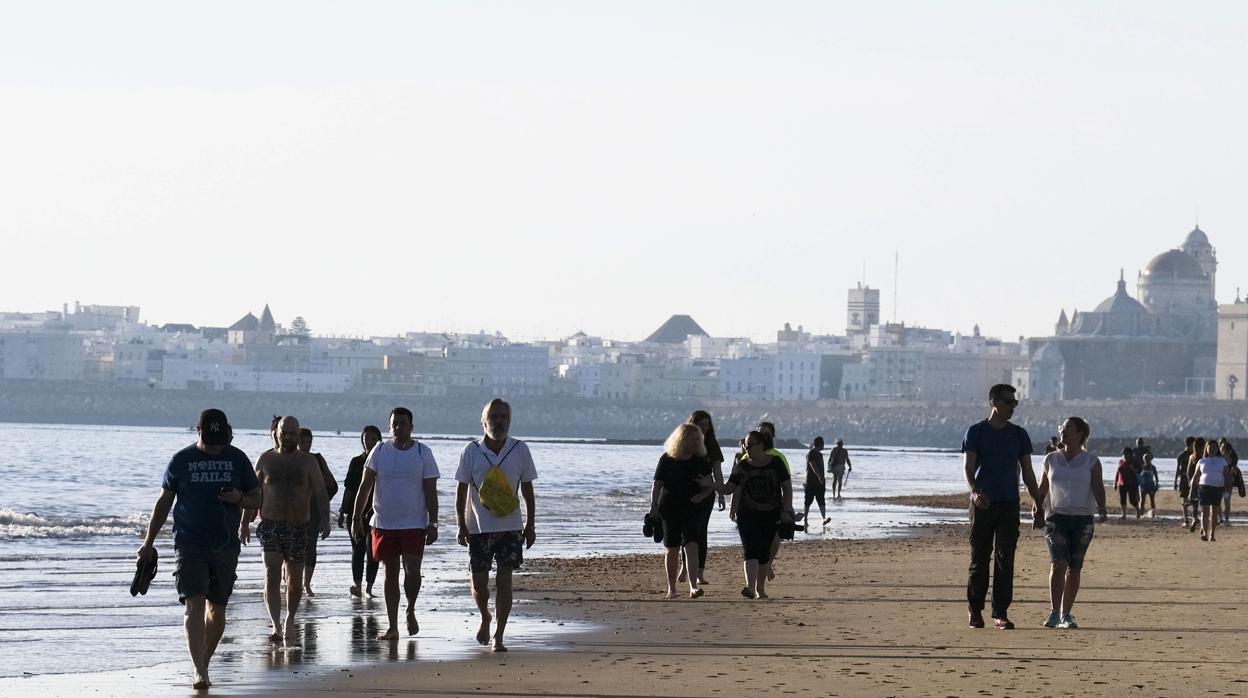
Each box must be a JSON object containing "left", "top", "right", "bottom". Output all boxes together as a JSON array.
[{"left": 3, "top": 3, "right": 1246, "bottom": 343}]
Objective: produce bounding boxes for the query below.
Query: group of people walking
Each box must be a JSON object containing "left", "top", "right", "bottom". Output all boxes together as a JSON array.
[
  {"left": 138, "top": 400, "right": 537, "bottom": 690},
  {"left": 648, "top": 412, "right": 855, "bottom": 601},
  {"left": 1174, "top": 435, "right": 1242, "bottom": 538},
  {"left": 1109, "top": 438, "right": 1160, "bottom": 519}
]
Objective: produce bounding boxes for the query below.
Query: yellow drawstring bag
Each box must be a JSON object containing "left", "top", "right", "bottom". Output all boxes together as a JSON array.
[{"left": 478, "top": 465, "right": 520, "bottom": 517}]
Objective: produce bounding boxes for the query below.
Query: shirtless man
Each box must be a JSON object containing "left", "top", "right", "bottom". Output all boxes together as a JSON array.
[
  {"left": 242, "top": 415, "right": 330, "bottom": 646},
  {"left": 829, "top": 439, "right": 853, "bottom": 499},
  {"left": 352, "top": 407, "right": 440, "bottom": 641}
]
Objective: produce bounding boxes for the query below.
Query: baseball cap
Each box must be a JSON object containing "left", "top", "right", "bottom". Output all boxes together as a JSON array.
[{"left": 197, "top": 408, "right": 231, "bottom": 446}]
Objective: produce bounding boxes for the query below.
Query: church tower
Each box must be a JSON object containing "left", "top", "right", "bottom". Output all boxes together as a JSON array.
[{"left": 1181, "top": 225, "right": 1217, "bottom": 296}]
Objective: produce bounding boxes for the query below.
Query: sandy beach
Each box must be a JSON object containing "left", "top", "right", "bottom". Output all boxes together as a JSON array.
[
  {"left": 8, "top": 489, "right": 1241, "bottom": 697},
  {"left": 302, "top": 500, "right": 1245, "bottom": 698}
]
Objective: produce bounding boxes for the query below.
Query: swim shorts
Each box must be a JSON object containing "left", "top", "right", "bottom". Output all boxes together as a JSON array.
[
  {"left": 257, "top": 520, "right": 308, "bottom": 563},
  {"left": 372, "top": 527, "right": 426, "bottom": 562},
  {"left": 468, "top": 530, "right": 525, "bottom": 573},
  {"left": 174, "top": 542, "right": 241, "bottom": 605}
]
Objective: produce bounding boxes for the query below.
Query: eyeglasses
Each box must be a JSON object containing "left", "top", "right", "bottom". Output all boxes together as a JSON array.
[{"left": 994, "top": 398, "right": 1019, "bottom": 408}]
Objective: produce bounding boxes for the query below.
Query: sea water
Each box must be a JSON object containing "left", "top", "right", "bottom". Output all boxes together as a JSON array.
[{"left": 0, "top": 422, "right": 970, "bottom": 683}]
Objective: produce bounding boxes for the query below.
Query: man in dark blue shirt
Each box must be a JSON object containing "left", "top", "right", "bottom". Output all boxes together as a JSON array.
[
  {"left": 962, "top": 384, "right": 1039, "bottom": 630},
  {"left": 137, "top": 409, "right": 260, "bottom": 690}
]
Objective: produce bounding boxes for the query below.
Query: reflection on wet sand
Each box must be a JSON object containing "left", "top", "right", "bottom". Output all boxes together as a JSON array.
[{"left": 0, "top": 596, "right": 592, "bottom": 696}]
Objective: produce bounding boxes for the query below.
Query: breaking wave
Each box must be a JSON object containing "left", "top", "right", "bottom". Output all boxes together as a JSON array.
[{"left": 0, "top": 509, "right": 143, "bottom": 539}]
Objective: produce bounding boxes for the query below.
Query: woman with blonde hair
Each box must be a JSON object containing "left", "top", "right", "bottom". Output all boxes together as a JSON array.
[
  {"left": 1034, "top": 416, "right": 1107, "bottom": 629},
  {"left": 679, "top": 410, "right": 725, "bottom": 585},
  {"left": 649, "top": 423, "right": 713, "bottom": 598}
]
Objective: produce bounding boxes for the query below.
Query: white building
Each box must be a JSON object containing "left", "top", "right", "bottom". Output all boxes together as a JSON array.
[
  {"left": 310, "top": 338, "right": 386, "bottom": 384},
  {"left": 686, "top": 335, "right": 754, "bottom": 360},
  {"left": 720, "top": 352, "right": 821, "bottom": 401},
  {"left": 161, "top": 359, "right": 350, "bottom": 393},
  {"left": 0, "top": 330, "right": 83, "bottom": 380},
  {"left": 488, "top": 344, "right": 551, "bottom": 397}
]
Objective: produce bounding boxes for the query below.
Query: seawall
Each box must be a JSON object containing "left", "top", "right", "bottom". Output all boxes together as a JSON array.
[{"left": 1, "top": 380, "right": 1245, "bottom": 449}]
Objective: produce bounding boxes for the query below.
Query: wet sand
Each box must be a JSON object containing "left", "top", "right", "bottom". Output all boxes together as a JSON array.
[
  {"left": 306, "top": 512, "right": 1245, "bottom": 697},
  {"left": 872, "top": 488, "right": 1199, "bottom": 517}
]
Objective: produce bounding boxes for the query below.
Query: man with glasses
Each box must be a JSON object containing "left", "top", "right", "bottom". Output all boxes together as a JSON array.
[{"left": 962, "top": 384, "right": 1038, "bottom": 630}]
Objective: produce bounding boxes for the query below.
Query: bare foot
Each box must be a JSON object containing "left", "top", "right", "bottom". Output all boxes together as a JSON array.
[
  {"left": 304, "top": 585, "right": 315, "bottom": 597},
  {"left": 822, "top": 517, "right": 831, "bottom": 525},
  {"left": 365, "top": 585, "right": 375, "bottom": 598},
  {"left": 378, "top": 627, "right": 400, "bottom": 641},
  {"left": 492, "top": 637, "right": 508, "bottom": 652},
  {"left": 757, "top": 591, "right": 769, "bottom": 599},
  {"left": 192, "top": 671, "right": 210, "bottom": 690},
  {"left": 766, "top": 567, "right": 776, "bottom": 581},
  {"left": 406, "top": 608, "right": 419, "bottom": 636},
  {"left": 696, "top": 577, "right": 709, "bottom": 585},
  {"left": 349, "top": 585, "right": 361, "bottom": 598},
  {"left": 677, "top": 568, "right": 688, "bottom": 583},
  {"left": 664, "top": 589, "right": 677, "bottom": 599},
  {"left": 267, "top": 630, "right": 283, "bottom": 644},
  {"left": 476, "top": 611, "right": 492, "bottom": 646},
  {"left": 283, "top": 617, "right": 297, "bottom": 645}
]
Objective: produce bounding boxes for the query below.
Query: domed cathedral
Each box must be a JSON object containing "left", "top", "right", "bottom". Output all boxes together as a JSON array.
[
  {"left": 1136, "top": 225, "right": 1218, "bottom": 342},
  {"left": 1021, "top": 226, "right": 1218, "bottom": 400}
]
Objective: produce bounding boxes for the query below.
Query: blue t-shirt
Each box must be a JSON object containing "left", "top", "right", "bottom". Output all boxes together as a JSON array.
[
  {"left": 161, "top": 443, "right": 258, "bottom": 550},
  {"left": 962, "top": 420, "right": 1033, "bottom": 503}
]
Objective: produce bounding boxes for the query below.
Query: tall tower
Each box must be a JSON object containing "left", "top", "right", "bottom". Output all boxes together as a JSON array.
[
  {"left": 1181, "top": 225, "right": 1217, "bottom": 296},
  {"left": 847, "top": 283, "right": 881, "bottom": 335}
]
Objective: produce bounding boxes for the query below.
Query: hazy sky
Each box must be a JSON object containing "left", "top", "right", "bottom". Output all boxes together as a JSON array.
[{"left": 2, "top": 2, "right": 1245, "bottom": 343}]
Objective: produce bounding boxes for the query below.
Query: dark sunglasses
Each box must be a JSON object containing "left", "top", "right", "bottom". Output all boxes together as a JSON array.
[{"left": 994, "top": 397, "right": 1019, "bottom": 408}]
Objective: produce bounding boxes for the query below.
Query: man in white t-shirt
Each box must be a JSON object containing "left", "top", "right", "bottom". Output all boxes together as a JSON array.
[
  {"left": 351, "top": 406, "right": 440, "bottom": 641},
  {"left": 455, "top": 398, "right": 537, "bottom": 652}
]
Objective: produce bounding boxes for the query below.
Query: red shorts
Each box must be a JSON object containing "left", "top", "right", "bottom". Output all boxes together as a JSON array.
[{"left": 371, "top": 527, "right": 426, "bottom": 562}]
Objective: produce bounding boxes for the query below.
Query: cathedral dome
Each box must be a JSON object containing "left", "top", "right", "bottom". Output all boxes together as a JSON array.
[
  {"left": 1184, "top": 225, "right": 1210, "bottom": 248},
  {"left": 1142, "top": 249, "right": 1205, "bottom": 280}
]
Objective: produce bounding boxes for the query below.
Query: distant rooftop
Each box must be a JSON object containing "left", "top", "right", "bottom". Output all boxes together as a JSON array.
[{"left": 644, "top": 315, "right": 709, "bottom": 344}]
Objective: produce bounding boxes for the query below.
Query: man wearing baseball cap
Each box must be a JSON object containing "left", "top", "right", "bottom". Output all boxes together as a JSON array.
[{"left": 137, "top": 409, "right": 260, "bottom": 690}]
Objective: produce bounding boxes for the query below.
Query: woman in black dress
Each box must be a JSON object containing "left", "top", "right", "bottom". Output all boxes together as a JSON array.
[
  {"left": 678, "top": 410, "right": 724, "bottom": 585},
  {"left": 649, "top": 423, "right": 714, "bottom": 598}
]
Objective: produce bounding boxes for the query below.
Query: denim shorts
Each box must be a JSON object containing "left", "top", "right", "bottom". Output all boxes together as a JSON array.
[{"left": 1043, "top": 514, "right": 1095, "bottom": 569}]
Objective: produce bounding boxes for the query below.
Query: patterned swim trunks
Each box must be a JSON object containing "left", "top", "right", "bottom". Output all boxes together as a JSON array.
[
  {"left": 257, "top": 520, "right": 307, "bottom": 562},
  {"left": 468, "top": 530, "right": 524, "bottom": 573}
]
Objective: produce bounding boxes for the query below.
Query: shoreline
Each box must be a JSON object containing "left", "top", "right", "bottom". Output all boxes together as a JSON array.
[{"left": 8, "top": 508, "right": 1246, "bottom": 696}]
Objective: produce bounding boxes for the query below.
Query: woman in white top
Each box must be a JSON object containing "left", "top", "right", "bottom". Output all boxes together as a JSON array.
[
  {"left": 1033, "top": 417, "right": 1107, "bottom": 629},
  {"left": 1189, "top": 440, "right": 1230, "bottom": 542}
]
